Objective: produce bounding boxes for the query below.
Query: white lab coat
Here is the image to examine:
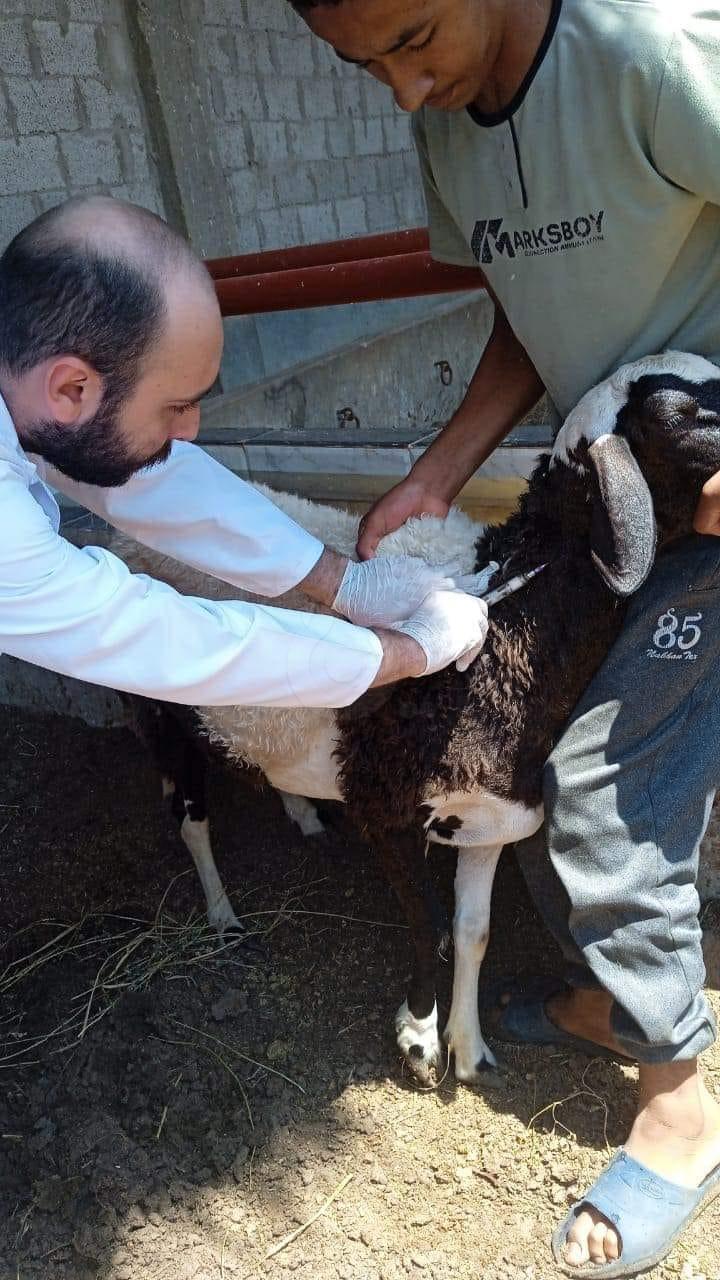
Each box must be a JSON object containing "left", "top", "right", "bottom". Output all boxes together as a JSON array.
[{"left": 0, "top": 396, "right": 382, "bottom": 707}]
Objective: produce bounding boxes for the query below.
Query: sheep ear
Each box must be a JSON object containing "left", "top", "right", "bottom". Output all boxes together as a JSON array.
[{"left": 587, "top": 433, "right": 657, "bottom": 596}]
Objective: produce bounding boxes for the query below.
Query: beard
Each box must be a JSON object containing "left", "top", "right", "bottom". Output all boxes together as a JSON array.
[{"left": 21, "top": 394, "right": 172, "bottom": 488}]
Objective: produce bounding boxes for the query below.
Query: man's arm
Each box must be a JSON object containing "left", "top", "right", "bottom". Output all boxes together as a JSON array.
[
  {"left": 42, "top": 442, "right": 473, "bottom": 624},
  {"left": 0, "top": 464, "right": 489, "bottom": 707},
  {"left": 40, "top": 440, "right": 326, "bottom": 599},
  {"left": 357, "top": 304, "right": 544, "bottom": 558}
]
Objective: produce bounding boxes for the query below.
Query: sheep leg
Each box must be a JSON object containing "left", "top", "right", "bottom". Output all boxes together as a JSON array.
[
  {"left": 278, "top": 791, "right": 326, "bottom": 837},
  {"left": 444, "top": 843, "right": 503, "bottom": 1081},
  {"left": 162, "top": 739, "right": 243, "bottom": 940},
  {"left": 372, "top": 829, "right": 444, "bottom": 1084},
  {"left": 129, "top": 699, "right": 243, "bottom": 939}
]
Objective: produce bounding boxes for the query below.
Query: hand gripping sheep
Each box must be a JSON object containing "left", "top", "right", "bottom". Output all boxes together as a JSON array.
[{"left": 103, "top": 351, "right": 720, "bottom": 1085}]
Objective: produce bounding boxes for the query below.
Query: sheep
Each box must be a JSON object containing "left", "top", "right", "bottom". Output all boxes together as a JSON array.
[
  {"left": 93, "top": 351, "right": 720, "bottom": 1086},
  {"left": 99, "top": 499, "right": 490, "bottom": 939}
]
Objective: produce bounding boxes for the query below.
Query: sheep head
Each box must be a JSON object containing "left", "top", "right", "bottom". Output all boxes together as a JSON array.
[
  {"left": 550, "top": 359, "right": 720, "bottom": 598},
  {"left": 617, "top": 374, "right": 720, "bottom": 547}
]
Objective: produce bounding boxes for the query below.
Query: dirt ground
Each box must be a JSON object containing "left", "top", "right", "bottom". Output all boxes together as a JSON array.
[{"left": 1, "top": 708, "right": 719, "bottom": 1280}]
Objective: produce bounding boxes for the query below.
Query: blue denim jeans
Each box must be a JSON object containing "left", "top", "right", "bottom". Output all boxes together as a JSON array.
[{"left": 515, "top": 534, "right": 720, "bottom": 1062}]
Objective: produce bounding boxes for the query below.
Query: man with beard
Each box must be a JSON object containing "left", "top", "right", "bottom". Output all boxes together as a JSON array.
[
  {"left": 0, "top": 196, "right": 489, "bottom": 711},
  {"left": 291, "top": 0, "right": 720, "bottom": 1275}
]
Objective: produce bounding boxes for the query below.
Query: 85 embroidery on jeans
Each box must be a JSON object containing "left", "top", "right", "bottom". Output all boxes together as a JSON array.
[{"left": 646, "top": 608, "right": 703, "bottom": 660}]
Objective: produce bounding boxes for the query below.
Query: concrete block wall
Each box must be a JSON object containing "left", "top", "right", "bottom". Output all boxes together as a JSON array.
[
  {"left": 200, "top": 0, "right": 426, "bottom": 252},
  {"left": 0, "top": 0, "right": 165, "bottom": 248}
]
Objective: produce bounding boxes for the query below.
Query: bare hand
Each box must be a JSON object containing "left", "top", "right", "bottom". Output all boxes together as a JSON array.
[
  {"left": 357, "top": 478, "right": 450, "bottom": 560},
  {"left": 694, "top": 469, "right": 720, "bottom": 536}
]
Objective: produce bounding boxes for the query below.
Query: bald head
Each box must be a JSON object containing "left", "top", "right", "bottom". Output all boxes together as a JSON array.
[
  {"left": 29, "top": 195, "right": 214, "bottom": 297},
  {"left": 0, "top": 197, "right": 224, "bottom": 488},
  {"left": 0, "top": 195, "right": 217, "bottom": 386}
]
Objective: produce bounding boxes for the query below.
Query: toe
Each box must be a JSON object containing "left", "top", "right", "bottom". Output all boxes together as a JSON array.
[
  {"left": 564, "top": 1206, "right": 621, "bottom": 1270},
  {"left": 604, "top": 1226, "right": 621, "bottom": 1262},
  {"left": 564, "top": 1210, "right": 594, "bottom": 1266},
  {"left": 587, "top": 1220, "right": 608, "bottom": 1265}
]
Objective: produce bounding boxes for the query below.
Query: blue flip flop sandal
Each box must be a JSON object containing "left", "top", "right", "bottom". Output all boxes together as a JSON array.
[
  {"left": 496, "top": 978, "right": 631, "bottom": 1061},
  {"left": 552, "top": 1148, "right": 720, "bottom": 1278}
]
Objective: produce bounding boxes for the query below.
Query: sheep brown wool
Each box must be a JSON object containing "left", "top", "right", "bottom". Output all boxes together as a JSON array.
[{"left": 335, "top": 450, "right": 626, "bottom": 832}]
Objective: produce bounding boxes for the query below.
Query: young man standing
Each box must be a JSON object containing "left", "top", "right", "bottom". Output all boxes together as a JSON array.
[{"left": 292, "top": 1, "right": 720, "bottom": 1274}]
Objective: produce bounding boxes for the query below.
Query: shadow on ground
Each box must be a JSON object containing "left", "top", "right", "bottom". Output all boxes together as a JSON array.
[{"left": 1, "top": 709, "right": 718, "bottom": 1280}]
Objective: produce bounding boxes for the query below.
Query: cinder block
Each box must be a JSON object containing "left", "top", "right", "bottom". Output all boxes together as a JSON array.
[
  {"left": 236, "top": 31, "right": 274, "bottom": 77},
  {"left": 228, "top": 168, "right": 259, "bottom": 217},
  {"left": 352, "top": 117, "right": 384, "bottom": 157},
  {"left": 251, "top": 0, "right": 291, "bottom": 33},
  {"left": 345, "top": 155, "right": 380, "bottom": 197},
  {"left": 78, "top": 78, "right": 142, "bottom": 130},
  {"left": 0, "top": 89, "right": 11, "bottom": 139},
  {"left": 363, "top": 78, "right": 392, "bottom": 117},
  {"left": 254, "top": 174, "right": 276, "bottom": 212},
  {"left": 203, "top": 28, "right": 237, "bottom": 75},
  {"left": 122, "top": 130, "right": 159, "bottom": 195},
  {"left": 273, "top": 161, "right": 315, "bottom": 206},
  {"left": 312, "top": 39, "right": 341, "bottom": 75},
  {"left": 373, "top": 154, "right": 399, "bottom": 193},
  {"left": 307, "top": 158, "right": 348, "bottom": 201},
  {"left": 33, "top": 20, "right": 101, "bottom": 76},
  {"left": 272, "top": 33, "right": 314, "bottom": 78},
  {"left": 0, "top": 136, "right": 64, "bottom": 195},
  {"left": 383, "top": 112, "right": 412, "bottom": 153},
  {"left": 0, "top": 21, "right": 33, "bottom": 75},
  {"left": 60, "top": 133, "right": 122, "bottom": 187},
  {"left": 68, "top": 0, "right": 123, "bottom": 19},
  {"left": 8, "top": 77, "right": 80, "bottom": 135},
  {"left": 261, "top": 77, "right": 302, "bottom": 122},
  {"left": 258, "top": 206, "right": 301, "bottom": 250},
  {"left": 326, "top": 119, "right": 353, "bottom": 158},
  {"left": 287, "top": 120, "right": 326, "bottom": 161},
  {"left": 33, "top": 188, "right": 68, "bottom": 213},
  {"left": 395, "top": 185, "right": 425, "bottom": 226},
  {"left": 217, "top": 75, "right": 265, "bottom": 123},
  {"left": 0, "top": 194, "right": 36, "bottom": 250},
  {"left": 404, "top": 149, "right": 422, "bottom": 182},
  {"left": 365, "top": 192, "right": 397, "bottom": 232},
  {"left": 298, "top": 200, "right": 337, "bottom": 242},
  {"left": 201, "top": 0, "right": 239, "bottom": 23},
  {"left": 300, "top": 77, "right": 338, "bottom": 120},
  {"left": 337, "top": 78, "right": 363, "bottom": 118},
  {"left": 235, "top": 216, "right": 261, "bottom": 253},
  {"left": 109, "top": 184, "right": 164, "bottom": 215},
  {"left": 249, "top": 120, "right": 289, "bottom": 165},
  {"left": 215, "top": 124, "right": 249, "bottom": 171},
  {"left": 1, "top": 1, "right": 63, "bottom": 14},
  {"left": 335, "top": 195, "right": 367, "bottom": 238}
]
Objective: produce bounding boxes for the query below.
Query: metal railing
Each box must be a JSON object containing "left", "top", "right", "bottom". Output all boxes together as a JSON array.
[{"left": 205, "top": 227, "right": 485, "bottom": 316}]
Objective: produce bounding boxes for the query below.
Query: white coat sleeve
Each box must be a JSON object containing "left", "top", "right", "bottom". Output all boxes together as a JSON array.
[
  {"left": 0, "top": 467, "right": 383, "bottom": 708},
  {"left": 38, "top": 440, "right": 325, "bottom": 598}
]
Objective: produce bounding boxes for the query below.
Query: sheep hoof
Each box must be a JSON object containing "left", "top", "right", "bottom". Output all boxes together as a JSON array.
[
  {"left": 395, "top": 1000, "right": 443, "bottom": 1082},
  {"left": 279, "top": 793, "right": 327, "bottom": 838},
  {"left": 444, "top": 1023, "right": 498, "bottom": 1083},
  {"left": 208, "top": 906, "right": 264, "bottom": 956}
]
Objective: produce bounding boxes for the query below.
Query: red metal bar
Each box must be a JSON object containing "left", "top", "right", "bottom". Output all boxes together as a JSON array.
[
  {"left": 206, "top": 227, "right": 430, "bottom": 280},
  {"left": 214, "top": 250, "right": 483, "bottom": 316}
]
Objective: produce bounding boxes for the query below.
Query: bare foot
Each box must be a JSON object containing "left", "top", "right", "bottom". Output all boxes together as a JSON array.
[{"left": 562, "top": 1060, "right": 720, "bottom": 1269}]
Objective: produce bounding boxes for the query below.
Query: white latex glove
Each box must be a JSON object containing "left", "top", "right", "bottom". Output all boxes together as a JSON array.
[
  {"left": 332, "top": 555, "right": 499, "bottom": 627},
  {"left": 391, "top": 589, "right": 490, "bottom": 675}
]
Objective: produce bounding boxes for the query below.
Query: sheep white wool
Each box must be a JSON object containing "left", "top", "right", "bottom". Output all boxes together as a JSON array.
[{"left": 102, "top": 487, "right": 485, "bottom": 777}]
